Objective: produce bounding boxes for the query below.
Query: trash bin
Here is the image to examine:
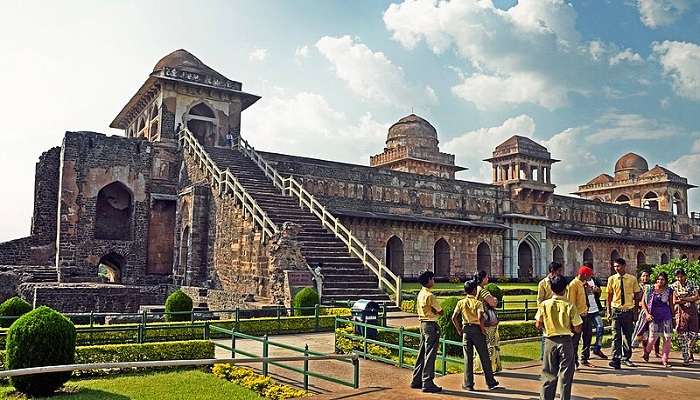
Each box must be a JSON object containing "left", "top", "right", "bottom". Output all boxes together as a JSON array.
[{"left": 351, "top": 299, "right": 380, "bottom": 339}]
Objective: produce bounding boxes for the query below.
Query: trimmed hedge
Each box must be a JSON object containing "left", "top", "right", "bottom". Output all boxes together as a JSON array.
[
  {"left": 0, "top": 297, "right": 32, "bottom": 328},
  {"left": 292, "top": 288, "right": 319, "bottom": 316},
  {"left": 402, "top": 287, "right": 536, "bottom": 297},
  {"left": 436, "top": 297, "right": 461, "bottom": 344},
  {"left": 5, "top": 306, "right": 76, "bottom": 397},
  {"left": 165, "top": 289, "right": 193, "bottom": 322}
]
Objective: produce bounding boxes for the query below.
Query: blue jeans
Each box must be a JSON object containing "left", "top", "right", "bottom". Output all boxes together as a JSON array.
[{"left": 590, "top": 313, "right": 604, "bottom": 351}]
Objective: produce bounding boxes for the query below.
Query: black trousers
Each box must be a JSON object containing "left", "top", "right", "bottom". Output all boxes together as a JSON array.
[
  {"left": 612, "top": 309, "right": 635, "bottom": 362},
  {"left": 462, "top": 325, "right": 497, "bottom": 388},
  {"left": 577, "top": 314, "right": 593, "bottom": 362}
]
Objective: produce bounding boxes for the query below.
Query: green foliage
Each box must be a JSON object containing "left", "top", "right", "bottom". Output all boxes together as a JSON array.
[
  {"left": 485, "top": 283, "right": 503, "bottom": 303},
  {"left": 436, "top": 297, "right": 461, "bottom": 344},
  {"left": 652, "top": 258, "right": 700, "bottom": 285},
  {"left": 5, "top": 306, "right": 76, "bottom": 397},
  {"left": 213, "top": 364, "right": 309, "bottom": 400},
  {"left": 292, "top": 288, "right": 319, "bottom": 316},
  {"left": 0, "top": 297, "right": 32, "bottom": 328},
  {"left": 164, "top": 290, "right": 193, "bottom": 322},
  {"left": 319, "top": 307, "right": 351, "bottom": 317},
  {"left": 400, "top": 300, "right": 416, "bottom": 313}
]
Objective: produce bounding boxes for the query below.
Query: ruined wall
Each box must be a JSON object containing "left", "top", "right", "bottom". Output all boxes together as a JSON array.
[
  {"left": 262, "top": 151, "right": 507, "bottom": 220},
  {"left": 18, "top": 283, "right": 168, "bottom": 313},
  {"left": 31, "top": 147, "right": 61, "bottom": 243}
]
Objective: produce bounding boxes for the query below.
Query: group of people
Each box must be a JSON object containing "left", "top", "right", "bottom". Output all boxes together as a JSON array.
[{"left": 410, "top": 258, "right": 699, "bottom": 399}]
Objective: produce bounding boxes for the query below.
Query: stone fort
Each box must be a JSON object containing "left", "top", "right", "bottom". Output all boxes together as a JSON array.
[{"left": 2, "top": 49, "right": 700, "bottom": 311}]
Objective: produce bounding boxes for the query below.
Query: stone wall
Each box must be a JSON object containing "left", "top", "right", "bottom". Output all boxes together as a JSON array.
[
  {"left": 31, "top": 147, "right": 61, "bottom": 243},
  {"left": 18, "top": 283, "right": 168, "bottom": 313}
]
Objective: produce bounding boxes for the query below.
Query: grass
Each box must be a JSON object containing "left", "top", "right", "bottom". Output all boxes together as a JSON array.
[
  {"left": 0, "top": 370, "right": 262, "bottom": 400},
  {"left": 402, "top": 282, "right": 539, "bottom": 291}
]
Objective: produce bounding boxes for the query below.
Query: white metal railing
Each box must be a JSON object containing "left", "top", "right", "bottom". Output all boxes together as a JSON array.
[
  {"left": 179, "top": 129, "right": 278, "bottom": 242},
  {"left": 237, "top": 137, "right": 402, "bottom": 306}
]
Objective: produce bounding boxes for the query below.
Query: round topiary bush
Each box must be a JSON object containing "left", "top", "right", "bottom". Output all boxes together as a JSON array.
[
  {"left": 293, "top": 287, "right": 319, "bottom": 316},
  {"left": 484, "top": 283, "right": 503, "bottom": 304},
  {"left": 165, "top": 289, "right": 193, "bottom": 322},
  {"left": 5, "top": 306, "right": 76, "bottom": 397},
  {"left": 0, "top": 296, "right": 33, "bottom": 328}
]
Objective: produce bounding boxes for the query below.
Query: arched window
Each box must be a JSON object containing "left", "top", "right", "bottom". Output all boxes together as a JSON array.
[
  {"left": 583, "top": 248, "right": 593, "bottom": 265},
  {"left": 553, "top": 246, "right": 564, "bottom": 266},
  {"left": 637, "top": 251, "right": 646, "bottom": 267},
  {"left": 476, "top": 242, "right": 492, "bottom": 276},
  {"left": 660, "top": 253, "right": 669, "bottom": 264},
  {"left": 95, "top": 182, "right": 132, "bottom": 240},
  {"left": 615, "top": 194, "right": 630, "bottom": 205},
  {"left": 517, "top": 241, "right": 533, "bottom": 279},
  {"left": 189, "top": 103, "right": 215, "bottom": 117},
  {"left": 673, "top": 193, "right": 684, "bottom": 215},
  {"left": 186, "top": 102, "right": 217, "bottom": 146},
  {"left": 97, "top": 252, "right": 125, "bottom": 283},
  {"left": 643, "top": 191, "right": 659, "bottom": 210},
  {"left": 434, "top": 239, "right": 450, "bottom": 278},
  {"left": 386, "top": 236, "right": 404, "bottom": 277}
]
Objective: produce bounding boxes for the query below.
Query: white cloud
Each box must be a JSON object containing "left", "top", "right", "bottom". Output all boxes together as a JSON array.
[
  {"left": 295, "top": 45, "right": 309, "bottom": 58},
  {"left": 243, "top": 90, "right": 389, "bottom": 165},
  {"left": 637, "top": 0, "right": 695, "bottom": 28},
  {"left": 315, "top": 35, "right": 435, "bottom": 108},
  {"left": 249, "top": 48, "right": 268, "bottom": 62},
  {"left": 383, "top": 0, "right": 644, "bottom": 110},
  {"left": 653, "top": 40, "right": 700, "bottom": 100},
  {"left": 586, "top": 112, "right": 677, "bottom": 144},
  {"left": 609, "top": 49, "right": 643, "bottom": 66},
  {"left": 660, "top": 97, "right": 671, "bottom": 109},
  {"left": 443, "top": 114, "right": 536, "bottom": 181}
]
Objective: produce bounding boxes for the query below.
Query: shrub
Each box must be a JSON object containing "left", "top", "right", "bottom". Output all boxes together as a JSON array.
[
  {"left": 652, "top": 258, "right": 700, "bottom": 285},
  {"left": 165, "top": 289, "right": 193, "bottom": 322},
  {"left": 293, "top": 288, "right": 319, "bottom": 316},
  {"left": 485, "top": 283, "right": 503, "bottom": 304},
  {"left": 319, "top": 307, "right": 351, "bottom": 317},
  {"left": 436, "top": 297, "right": 461, "bottom": 344},
  {"left": 400, "top": 300, "right": 416, "bottom": 313},
  {"left": 0, "top": 296, "right": 32, "bottom": 328},
  {"left": 5, "top": 306, "right": 76, "bottom": 397},
  {"left": 213, "top": 364, "right": 309, "bottom": 400}
]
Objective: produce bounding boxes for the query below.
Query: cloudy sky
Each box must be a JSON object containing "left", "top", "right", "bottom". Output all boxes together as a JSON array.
[{"left": 1, "top": 0, "right": 699, "bottom": 242}]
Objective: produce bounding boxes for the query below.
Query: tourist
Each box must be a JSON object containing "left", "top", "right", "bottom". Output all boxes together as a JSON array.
[
  {"left": 536, "top": 275, "right": 582, "bottom": 400},
  {"left": 225, "top": 131, "right": 234, "bottom": 148},
  {"left": 583, "top": 270, "right": 608, "bottom": 360},
  {"left": 567, "top": 266, "right": 592, "bottom": 368},
  {"left": 474, "top": 270, "right": 502, "bottom": 374},
  {"left": 641, "top": 272, "right": 674, "bottom": 367},
  {"left": 538, "top": 262, "right": 564, "bottom": 359},
  {"left": 606, "top": 258, "right": 641, "bottom": 369},
  {"left": 671, "top": 268, "right": 699, "bottom": 366},
  {"left": 632, "top": 270, "right": 660, "bottom": 357},
  {"left": 411, "top": 270, "right": 443, "bottom": 393},
  {"left": 452, "top": 279, "right": 500, "bottom": 391}
]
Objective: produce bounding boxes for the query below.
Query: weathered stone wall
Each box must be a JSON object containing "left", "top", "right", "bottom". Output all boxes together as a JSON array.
[
  {"left": 18, "top": 282, "right": 168, "bottom": 313},
  {"left": 31, "top": 147, "right": 61, "bottom": 243}
]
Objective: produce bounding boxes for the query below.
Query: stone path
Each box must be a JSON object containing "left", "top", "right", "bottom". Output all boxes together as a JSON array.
[{"left": 214, "top": 332, "right": 700, "bottom": 400}]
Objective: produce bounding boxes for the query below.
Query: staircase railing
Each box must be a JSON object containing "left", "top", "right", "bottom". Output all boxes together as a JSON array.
[
  {"left": 179, "top": 129, "right": 278, "bottom": 242},
  {"left": 237, "top": 137, "right": 402, "bottom": 306}
]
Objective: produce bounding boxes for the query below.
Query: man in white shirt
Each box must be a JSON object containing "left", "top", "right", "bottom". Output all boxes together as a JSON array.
[{"left": 581, "top": 271, "right": 607, "bottom": 364}]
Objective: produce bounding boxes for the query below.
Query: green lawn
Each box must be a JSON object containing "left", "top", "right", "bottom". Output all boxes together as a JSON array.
[
  {"left": 0, "top": 370, "right": 262, "bottom": 400},
  {"left": 402, "top": 282, "right": 539, "bottom": 291},
  {"left": 435, "top": 294, "right": 538, "bottom": 310}
]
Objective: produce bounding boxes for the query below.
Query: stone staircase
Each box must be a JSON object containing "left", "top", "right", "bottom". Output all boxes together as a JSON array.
[
  {"left": 0, "top": 265, "right": 58, "bottom": 282},
  {"left": 206, "top": 146, "right": 391, "bottom": 305}
]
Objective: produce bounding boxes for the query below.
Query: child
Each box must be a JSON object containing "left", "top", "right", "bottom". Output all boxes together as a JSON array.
[
  {"left": 452, "top": 278, "right": 500, "bottom": 391},
  {"left": 536, "top": 275, "right": 583, "bottom": 400},
  {"left": 410, "top": 270, "right": 443, "bottom": 393}
]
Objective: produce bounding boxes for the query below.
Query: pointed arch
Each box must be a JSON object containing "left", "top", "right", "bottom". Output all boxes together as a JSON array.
[
  {"left": 477, "top": 242, "right": 492, "bottom": 276},
  {"left": 643, "top": 191, "right": 659, "bottom": 210},
  {"left": 637, "top": 251, "right": 646, "bottom": 267},
  {"left": 95, "top": 181, "right": 132, "bottom": 240},
  {"left": 434, "top": 238, "right": 450, "bottom": 278},
  {"left": 189, "top": 102, "right": 215, "bottom": 118},
  {"left": 98, "top": 252, "right": 125, "bottom": 283},
  {"left": 615, "top": 194, "right": 630, "bottom": 205},
  {"left": 553, "top": 245, "right": 565, "bottom": 266},
  {"left": 660, "top": 253, "right": 669, "bottom": 264},
  {"left": 583, "top": 248, "right": 593, "bottom": 265},
  {"left": 673, "top": 192, "right": 684, "bottom": 215},
  {"left": 386, "top": 235, "right": 404, "bottom": 277}
]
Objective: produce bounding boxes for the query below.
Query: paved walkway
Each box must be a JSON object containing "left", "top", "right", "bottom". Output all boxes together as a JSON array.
[{"left": 214, "top": 332, "right": 700, "bottom": 400}]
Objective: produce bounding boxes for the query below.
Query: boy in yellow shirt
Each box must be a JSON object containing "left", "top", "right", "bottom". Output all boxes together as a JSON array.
[
  {"left": 451, "top": 279, "right": 500, "bottom": 391},
  {"left": 410, "top": 270, "right": 443, "bottom": 393},
  {"left": 536, "top": 275, "right": 583, "bottom": 400}
]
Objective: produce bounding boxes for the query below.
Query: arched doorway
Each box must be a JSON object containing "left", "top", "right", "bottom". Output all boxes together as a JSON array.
[
  {"left": 615, "top": 194, "right": 630, "bottom": 205},
  {"left": 186, "top": 103, "right": 217, "bottom": 146},
  {"left": 583, "top": 248, "right": 593, "bottom": 266},
  {"left": 517, "top": 241, "right": 533, "bottom": 279},
  {"left": 637, "top": 251, "right": 646, "bottom": 267},
  {"left": 179, "top": 226, "right": 190, "bottom": 281},
  {"left": 660, "top": 253, "right": 669, "bottom": 264},
  {"left": 386, "top": 236, "right": 404, "bottom": 277},
  {"left": 643, "top": 191, "right": 659, "bottom": 210},
  {"left": 610, "top": 249, "right": 620, "bottom": 276},
  {"left": 553, "top": 246, "right": 565, "bottom": 266},
  {"left": 95, "top": 182, "right": 132, "bottom": 240},
  {"left": 98, "top": 252, "right": 125, "bottom": 283},
  {"left": 476, "top": 242, "right": 492, "bottom": 276},
  {"left": 433, "top": 239, "right": 450, "bottom": 278}
]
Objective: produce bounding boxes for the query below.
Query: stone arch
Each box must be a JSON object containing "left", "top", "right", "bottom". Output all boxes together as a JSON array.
[
  {"left": 643, "top": 191, "right": 659, "bottom": 210},
  {"left": 98, "top": 252, "right": 125, "bottom": 283},
  {"left": 615, "top": 194, "right": 630, "bottom": 204},
  {"left": 433, "top": 238, "right": 450, "bottom": 278},
  {"left": 553, "top": 245, "right": 565, "bottom": 266},
  {"left": 673, "top": 192, "right": 684, "bottom": 215},
  {"left": 386, "top": 235, "right": 404, "bottom": 277},
  {"left": 95, "top": 181, "right": 132, "bottom": 240},
  {"left": 660, "top": 253, "right": 669, "bottom": 264},
  {"left": 583, "top": 247, "right": 593, "bottom": 265},
  {"left": 185, "top": 102, "right": 217, "bottom": 146},
  {"left": 517, "top": 235, "right": 539, "bottom": 279},
  {"left": 637, "top": 251, "right": 646, "bottom": 267},
  {"left": 476, "top": 242, "right": 492, "bottom": 276}
]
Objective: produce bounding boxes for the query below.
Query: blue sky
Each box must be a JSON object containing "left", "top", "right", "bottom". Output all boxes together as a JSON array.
[{"left": 1, "top": 0, "right": 699, "bottom": 241}]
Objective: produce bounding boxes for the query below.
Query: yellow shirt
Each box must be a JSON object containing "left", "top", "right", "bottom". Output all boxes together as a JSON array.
[
  {"left": 537, "top": 277, "right": 553, "bottom": 305},
  {"left": 535, "top": 295, "right": 583, "bottom": 337},
  {"left": 606, "top": 273, "right": 641, "bottom": 310},
  {"left": 453, "top": 295, "right": 483, "bottom": 325},
  {"left": 417, "top": 287, "right": 442, "bottom": 321},
  {"left": 567, "top": 277, "right": 588, "bottom": 316}
]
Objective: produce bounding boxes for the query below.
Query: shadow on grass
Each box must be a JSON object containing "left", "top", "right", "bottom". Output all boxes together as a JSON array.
[
  {"left": 501, "top": 355, "right": 535, "bottom": 363},
  {"left": 4, "top": 387, "right": 130, "bottom": 400}
]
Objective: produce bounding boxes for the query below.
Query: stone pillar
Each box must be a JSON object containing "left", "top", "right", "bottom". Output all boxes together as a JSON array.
[{"left": 492, "top": 166, "right": 498, "bottom": 182}]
